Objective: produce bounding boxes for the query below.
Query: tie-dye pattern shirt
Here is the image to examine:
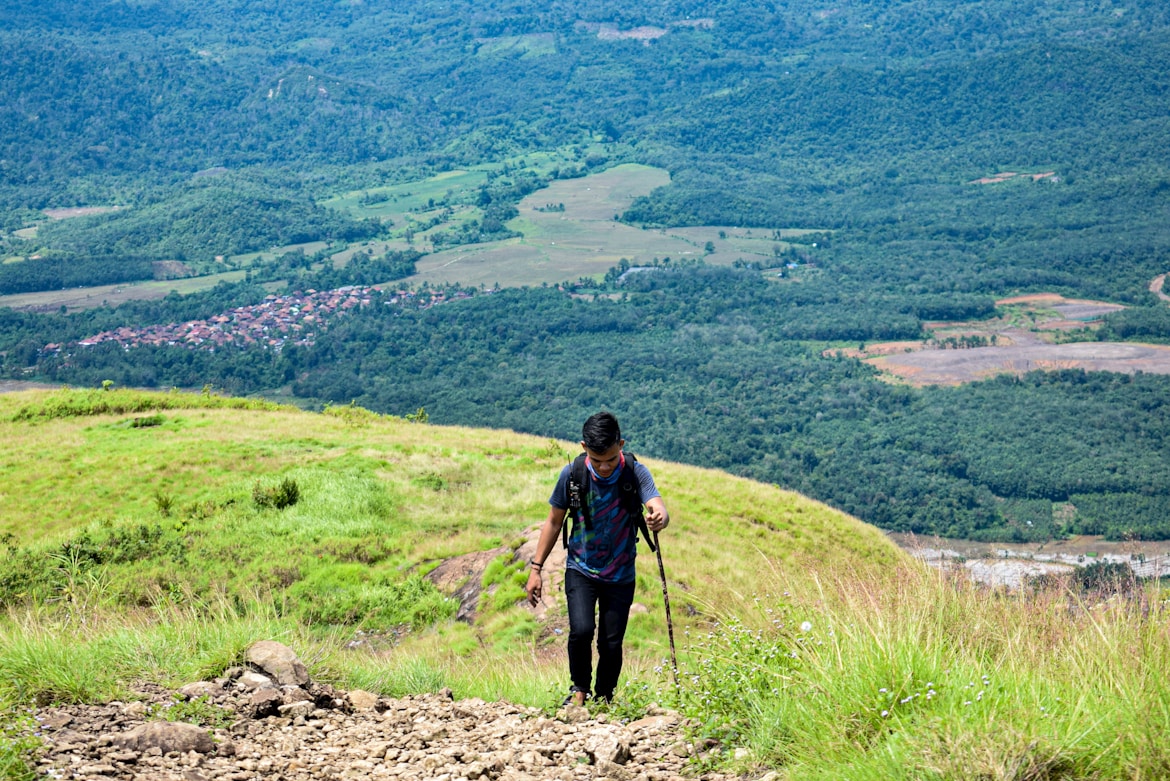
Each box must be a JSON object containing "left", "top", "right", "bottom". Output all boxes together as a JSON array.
[{"left": 549, "top": 456, "right": 660, "bottom": 584}]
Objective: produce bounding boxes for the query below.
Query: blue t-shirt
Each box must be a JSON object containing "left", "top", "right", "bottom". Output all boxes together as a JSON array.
[{"left": 549, "top": 455, "right": 661, "bottom": 584}]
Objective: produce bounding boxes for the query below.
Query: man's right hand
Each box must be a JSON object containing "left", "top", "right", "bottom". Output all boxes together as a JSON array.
[{"left": 526, "top": 569, "right": 543, "bottom": 606}]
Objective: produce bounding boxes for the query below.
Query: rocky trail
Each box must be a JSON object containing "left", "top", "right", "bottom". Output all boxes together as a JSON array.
[{"left": 26, "top": 642, "right": 738, "bottom": 781}]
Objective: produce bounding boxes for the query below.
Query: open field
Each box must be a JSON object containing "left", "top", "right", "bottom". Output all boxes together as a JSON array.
[
  {"left": 828, "top": 293, "right": 1160, "bottom": 386},
  {"left": 6, "top": 206, "right": 125, "bottom": 240},
  {"left": 0, "top": 271, "right": 248, "bottom": 313},
  {"left": 0, "top": 239, "right": 334, "bottom": 313},
  {"left": 321, "top": 169, "right": 490, "bottom": 228},
  {"left": 228, "top": 240, "right": 331, "bottom": 267},
  {"left": 320, "top": 145, "right": 614, "bottom": 230},
  {"left": 404, "top": 164, "right": 818, "bottom": 288},
  {"left": 474, "top": 33, "right": 556, "bottom": 58}
]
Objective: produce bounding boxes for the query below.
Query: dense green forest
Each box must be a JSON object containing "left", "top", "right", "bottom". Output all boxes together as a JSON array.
[
  {"left": 0, "top": 254, "right": 155, "bottom": 295},
  {"left": 4, "top": 0, "right": 1170, "bottom": 540}
]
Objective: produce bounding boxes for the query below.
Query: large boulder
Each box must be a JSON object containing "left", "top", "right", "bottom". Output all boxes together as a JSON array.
[{"left": 244, "top": 641, "right": 310, "bottom": 686}]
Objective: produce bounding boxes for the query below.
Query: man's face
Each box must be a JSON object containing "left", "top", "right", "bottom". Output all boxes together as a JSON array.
[{"left": 582, "top": 440, "right": 625, "bottom": 478}]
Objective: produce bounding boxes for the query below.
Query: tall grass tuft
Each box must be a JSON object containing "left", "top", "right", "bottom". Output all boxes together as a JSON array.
[
  {"left": 0, "top": 597, "right": 299, "bottom": 707},
  {"left": 649, "top": 559, "right": 1170, "bottom": 780}
]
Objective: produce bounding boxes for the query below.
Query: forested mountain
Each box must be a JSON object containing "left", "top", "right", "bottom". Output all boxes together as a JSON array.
[{"left": 4, "top": 0, "right": 1170, "bottom": 541}]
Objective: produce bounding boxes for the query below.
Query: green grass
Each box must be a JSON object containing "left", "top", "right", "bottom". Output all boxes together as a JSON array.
[
  {"left": 475, "top": 34, "right": 557, "bottom": 59},
  {"left": 21, "top": 387, "right": 1130, "bottom": 780},
  {"left": 644, "top": 562, "right": 1170, "bottom": 780},
  {"left": 227, "top": 240, "right": 331, "bottom": 267},
  {"left": 321, "top": 169, "right": 492, "bottom": 222}
]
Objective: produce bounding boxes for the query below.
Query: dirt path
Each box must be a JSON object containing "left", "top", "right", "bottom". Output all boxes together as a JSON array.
[{"left": 1150, "top": 273, "right": 1170, "bottom": 302}]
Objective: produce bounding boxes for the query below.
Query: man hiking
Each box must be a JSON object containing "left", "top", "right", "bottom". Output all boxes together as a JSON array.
[{"left": 526, "top": 411, "right": 670, "bottom": 706}]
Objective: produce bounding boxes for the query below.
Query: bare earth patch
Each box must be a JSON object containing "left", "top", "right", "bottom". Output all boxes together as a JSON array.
[
  {"left": 840, "top": 293, "right": 1148, "bottom": 386},
  {"left": 967, "top": 171, "right": 1057, "bottom": 185},
  {"left": 597, "top": 24, "right": 667, "bottom": 41},
  {"left": 42, "top": 206, "right": 123, "bottom": 219},
  {"left": 1151, "top": 273, "right": 1170, "bottom": 302},
  {"left": 870, "top": 341, "right": 1170, "bottom": 386},
  {"left": 576, "top": 21, "right": 668, "bottom": 41},
  {"left": 152, "top": 260, "right": 194, "bottom": 280}
]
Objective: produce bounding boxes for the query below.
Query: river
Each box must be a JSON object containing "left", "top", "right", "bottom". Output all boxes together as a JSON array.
[{"left": 887, "top": 532, "right": 1170, "bottom": 589}]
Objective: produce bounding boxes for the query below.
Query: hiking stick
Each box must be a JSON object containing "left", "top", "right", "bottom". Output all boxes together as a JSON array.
[{"left": 652, "top": 531, "right": 680, "bottom": 689}]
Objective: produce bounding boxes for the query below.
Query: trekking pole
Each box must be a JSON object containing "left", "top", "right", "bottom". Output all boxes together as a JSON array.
[{"left": 652, "top": 531, "right": 680, "bottom": 690}]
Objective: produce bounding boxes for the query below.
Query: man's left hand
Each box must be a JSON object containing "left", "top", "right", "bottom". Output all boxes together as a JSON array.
[{"left": 645, "top": 499, "right": 669, "bottom": 532}]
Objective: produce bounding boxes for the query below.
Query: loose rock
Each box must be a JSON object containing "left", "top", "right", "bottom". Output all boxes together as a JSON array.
[
  {"left": 113, "top": 722, "right": 215, "bottom": 755},
  {"left": 23, "top": 644, "right": 737, "bottom": 781},
  {"left": 244, "top": 640, "right": 310, "bottom": 686}
]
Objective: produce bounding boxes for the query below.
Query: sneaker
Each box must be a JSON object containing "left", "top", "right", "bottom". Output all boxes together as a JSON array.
[{"left": 562, "top": 689, "right": 588, "bottom": 707}]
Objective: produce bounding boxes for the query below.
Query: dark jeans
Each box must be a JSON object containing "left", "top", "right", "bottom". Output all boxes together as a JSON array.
[{"left": 564, "top": 568, "right": 636, "bottom": 701}]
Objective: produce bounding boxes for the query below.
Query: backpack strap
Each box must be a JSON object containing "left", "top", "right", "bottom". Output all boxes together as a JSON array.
[
  {"left": 564, "top": 452, "right": 656, "bottom": 553},
  {"left": 621, "top": 453, "right": 657, "bottom": 553},
  {"left": 564, "top": 454, "right": 590, "bottom": 549}
]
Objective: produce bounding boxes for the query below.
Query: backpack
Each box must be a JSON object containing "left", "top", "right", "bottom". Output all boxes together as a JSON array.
[{"left": 563, "top": 451, "right": 657, "bottom": 553}]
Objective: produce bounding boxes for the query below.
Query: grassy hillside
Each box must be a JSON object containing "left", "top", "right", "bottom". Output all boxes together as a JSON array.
[
  {"left": 0, "top": 387, "right": 900, "bottom": 683},
  {"left": 4, "top": 389, "right": 1170, "bottom": 780}
]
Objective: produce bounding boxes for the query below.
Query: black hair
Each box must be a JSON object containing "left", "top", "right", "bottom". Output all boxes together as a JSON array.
[{"left": 582, "top": 411, "right": 621, "bottom": 452}]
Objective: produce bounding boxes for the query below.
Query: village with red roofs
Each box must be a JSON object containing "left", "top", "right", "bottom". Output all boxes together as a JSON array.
[{"left": 42, "top": 286, "right": 475, "bottom": 356}]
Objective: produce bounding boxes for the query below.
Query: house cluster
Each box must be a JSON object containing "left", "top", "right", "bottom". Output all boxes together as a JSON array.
[
  {"left": 71, "top": 287, "right": 377, "bottom": 352},
  {"left": 46, "top": 284, "right": 481, "bottom": 356}
]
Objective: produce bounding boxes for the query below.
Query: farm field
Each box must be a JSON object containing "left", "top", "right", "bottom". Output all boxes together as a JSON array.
[
  {"left": 320, "top": 144, "right": 613, "bottom": 246},
  {"left": 871, "top": 340, "right": 1170, "bottom": 385},
  {"left": 0, "top": 270, "right": 249, "bottom": 313},
  {"left": 474, "top": 32, "right": 556, "bottom": 57},
  {"left": 836, "top": 293, "right": 1170, "bottom": 385},
  {"left": 228, "top": 241, "right": 331, "bottom": 267},
  {"left": 321, "top": 168, "right": 490, "bottom": 230},
  {"left": 0, "top": 239, "right": 338, "bottom": 313},
  {"left": 404, "top": 164, "right": 810, "bottom": 288}
]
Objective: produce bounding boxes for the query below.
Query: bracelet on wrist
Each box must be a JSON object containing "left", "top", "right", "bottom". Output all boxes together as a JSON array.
[{"left": 531, "top": 561, "right": 543, "bottom": 570}]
